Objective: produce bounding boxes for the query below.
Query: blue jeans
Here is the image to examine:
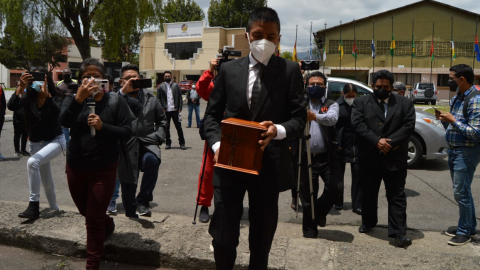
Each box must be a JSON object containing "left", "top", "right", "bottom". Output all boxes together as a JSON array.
[
  {"left": 448, "top": 145, "right": 480, "bottom": 236},
  {"left": 187, "top": 103, "right": 200, "bottom": 127},
  {"left": 61, "top": 126, "right": 70, "bottom": 146},
  {"left": 111, "top": 180, "right": 121, "bottom": 201}
]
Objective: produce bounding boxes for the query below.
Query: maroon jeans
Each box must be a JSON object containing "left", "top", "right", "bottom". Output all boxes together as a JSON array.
[{"left": 66, "top": 163, "right": 117, "bottom": 270}]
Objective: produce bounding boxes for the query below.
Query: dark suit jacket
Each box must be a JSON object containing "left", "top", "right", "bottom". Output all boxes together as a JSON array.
[
  {"left": 204, "top": 55, "right": 307, "bottom": 193},
  {"left": 157, "top": 82, "right": 183, "bottom": 111},
  {"left": 351, "top": 93, "right": 415, "bottom": 170}
]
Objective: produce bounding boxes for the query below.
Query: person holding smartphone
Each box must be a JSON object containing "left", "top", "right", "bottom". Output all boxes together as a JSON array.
[
  {"left": 9, "top": 71, "right": 66, "bottom": 219},
  {"left": 59, "top": 58, "right": 132, "bottom": 270}
]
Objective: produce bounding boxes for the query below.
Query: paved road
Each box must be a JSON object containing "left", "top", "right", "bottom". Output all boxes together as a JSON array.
[{"left": 0, "top": 103, "right": 479, "bottom": 234}]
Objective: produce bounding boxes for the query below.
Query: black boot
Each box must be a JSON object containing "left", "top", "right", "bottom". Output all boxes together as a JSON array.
[{"left": 18, "top": 201, "right": 40, "bottom": 219}]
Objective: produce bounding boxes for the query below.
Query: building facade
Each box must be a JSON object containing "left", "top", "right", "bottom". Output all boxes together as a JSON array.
[
  {"left": 139, "top": 21, "right": 249, "bottom": 86},
  {"left": 315, "top": 0, "right": 480, "bottom": 100}
]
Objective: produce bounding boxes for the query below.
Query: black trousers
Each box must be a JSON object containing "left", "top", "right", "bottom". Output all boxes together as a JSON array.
[
  {"left": 209, "top": 176, "right": 279, "bottom": 270},
  {"left": 13, "top": 119, "right": 28, "bottom": 152},
  {"left": 334, "top": 162, "right": 362, "bottom": 210},
  {"left": 165, "top": 111, "right": 185, "bottom": 146},
  {"left": 360, "top": 165, "right": 407, "bottom": 237},
  {"left": 299, "top": 153, "right": 338, "bottom": 236}
]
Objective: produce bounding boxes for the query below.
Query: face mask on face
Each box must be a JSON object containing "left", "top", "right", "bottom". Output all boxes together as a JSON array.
[
  {"left": 345, "top": 97, "right": 355, "bottom": 106},
  {"left": 165, "top": 78, "right": 171, "bottom": 83},
  {"left": 448, "top": 79, "right": 460, "bottom": 92},
  {"left": 247, "top": 33, "right": 277, "bottom": 64},
  {"left": 32, "top": 81, "right": 43, "bottom": 93},
  {"left": 306, "top": 86, "right": 326, "bottom": 100},
  {"left": 192, "top": 85, "right": 196, "bottom": 89},
  {"left": 373, "top": 88, "right": 390, "bottom": 100}
]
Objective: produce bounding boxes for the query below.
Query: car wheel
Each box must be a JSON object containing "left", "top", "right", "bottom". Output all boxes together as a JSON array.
[
  {"left": 431, "top": 100, "right": 436, "bottom": 105},
  {"left": 407, "top": 135, "right": 424, "bottom": 168}
]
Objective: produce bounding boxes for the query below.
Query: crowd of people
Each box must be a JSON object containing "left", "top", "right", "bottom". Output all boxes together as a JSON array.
[{"left": 0, "top": 6, "right": 479, "bottom": 270}]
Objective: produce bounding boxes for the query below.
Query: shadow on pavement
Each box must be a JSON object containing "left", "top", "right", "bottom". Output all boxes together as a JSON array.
[
  {"left": 317, "top": 229, "right": 355, "bottom": 243},
  {"left": 411, "top": 159, "right": 449, "bottom": 172},
  {"left": 361, "top": 226, "right": 425, "bottom": 248},
  {"left": 405, "top": 188, "right": 420, "bottom": 197}
]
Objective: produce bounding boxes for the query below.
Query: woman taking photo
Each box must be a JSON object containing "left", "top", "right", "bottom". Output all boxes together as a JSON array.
[
  {"left": 59, "top": 58, "right": 132, "bottom": 270},
  {"left": 334, "top": 83, "right": 362, "bottom": 215},
  {"left": 9, "top": 71, "right": 66, "bottom": 218}
]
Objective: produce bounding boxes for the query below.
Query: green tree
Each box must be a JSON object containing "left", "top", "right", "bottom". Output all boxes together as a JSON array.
[
  {"left": 163, "top": 0, "right": 205, "bottom": 25},
  {"left": 280, "top": 51, "right": 293, "bottom": 61},
  {"left": 1, "top": 0, "right": 163, "bottom": 60},
  {"left": 208, "top": 0, "right": 267, "bottom": 28}
]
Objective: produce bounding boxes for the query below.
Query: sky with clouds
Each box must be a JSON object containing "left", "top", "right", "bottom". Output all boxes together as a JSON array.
[{"left": 194, "top": 0, "right": 480, "bottom": 53}]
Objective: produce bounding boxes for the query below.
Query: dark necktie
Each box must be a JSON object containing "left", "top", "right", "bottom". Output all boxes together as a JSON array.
[
  {"left": 250, "top": 63, "right": 265, "bottom": 114},
  {"left": 379, "top": 100, "right": 386, "bottom": 113}
]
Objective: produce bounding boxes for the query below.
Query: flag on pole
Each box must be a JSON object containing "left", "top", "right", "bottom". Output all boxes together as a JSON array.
[
  {"left": 451, "top": 40, "right": 456, "bottom": 61},
  {"left": 339, "top": 39, "right": 344, "bottom": 60},
  {"left": 390, "top": 33, "right": 395, "bottom": 57},
  {"left": 412, "top": 37, "right": 415, "bottom": 58},
  {"left": 323, "top": 46, "right": 327, "bottom": 62},
  {"left": 475, "top": 35, "right": 480, "bottom": 62},
  {"left": 293, "top": 41, "right": 297, "bottom": 62},
  {"left": 371, "top": 39, "right": 376, "bottom": 58},
  {"left": 430, "top": 38, "right": 434, "bottom": 61},
  {"left": 352, "top": 39, "right": 358, "bottom": 59}
]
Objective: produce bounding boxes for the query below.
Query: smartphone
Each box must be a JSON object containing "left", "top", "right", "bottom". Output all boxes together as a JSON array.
[
  {"left": 27, "top": 72, "right": 46, "bottom": 81},
  {"left": 132, "top": 78, "right": 152, "bottom": 89},
  {"left": 94, "top": 79, "right": 109, "bottom": 92},
  {"left": 433, "top": 107, "right": 441, "bottom": 114}
]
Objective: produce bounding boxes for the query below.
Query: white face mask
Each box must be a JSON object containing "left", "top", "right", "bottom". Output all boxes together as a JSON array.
[
  {"left": 345, "top": 98, "right": 355, "bottom": 106},
  {"left": 247, "top": 33, "right": 277, "bottom": 64}
]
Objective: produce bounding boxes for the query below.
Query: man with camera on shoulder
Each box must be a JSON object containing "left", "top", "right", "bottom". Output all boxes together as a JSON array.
[{"left": 109, "top": 64, "right": 167, "bottom": 217}]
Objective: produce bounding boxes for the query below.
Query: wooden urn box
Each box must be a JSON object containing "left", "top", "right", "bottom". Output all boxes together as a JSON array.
[{"left": 214, "top": 118, "right": 268, "bottom": 175}]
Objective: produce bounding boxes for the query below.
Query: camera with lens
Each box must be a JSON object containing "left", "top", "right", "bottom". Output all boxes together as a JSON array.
[{"left": 215, "top": 49, "right": 242, "bottom": 71}]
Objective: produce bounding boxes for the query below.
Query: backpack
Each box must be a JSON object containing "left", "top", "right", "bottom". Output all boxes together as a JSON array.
[{"left": 451, "top": 90, "right": 480, "bottom": 120}]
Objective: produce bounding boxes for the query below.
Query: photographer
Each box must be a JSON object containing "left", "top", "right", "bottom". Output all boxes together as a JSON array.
[
  {"left": 9, "top": 70, "right": 66, "bottom": 219},
  {"left": 7, "top": 80, "right": 29, "bottom": 157},
  {"left": 59, "top": 58, "right": 132, "bottom": 270},
  {"left": 108, "top": 64, "right": 167, "bottom": 217}
]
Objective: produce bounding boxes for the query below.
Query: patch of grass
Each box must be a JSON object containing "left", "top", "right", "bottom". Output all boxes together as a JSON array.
[
  {"left": 415, "top": 105, "right": 449, "bottom": 115},
  {"left": 55, "top": 261, "right": 67, "bottom": 269}
]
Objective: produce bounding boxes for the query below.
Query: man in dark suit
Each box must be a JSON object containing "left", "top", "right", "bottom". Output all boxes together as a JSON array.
[
  {"left": 351, "top": 70, "right": 415, "bottom": 248},
  {"left": 204, "top": 7, "right": 306, "bottom": 270},
  {"left": 157, "top": 71, "right": 185, "bottom": 150}
]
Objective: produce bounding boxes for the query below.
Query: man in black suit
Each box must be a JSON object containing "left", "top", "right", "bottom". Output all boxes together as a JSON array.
[
  {"left": 204, "top": 7, "right": 306, "bottom": 270},
  {"left": 157, "top": 71, "right": 185, "bottom": 150},
  {"left": 351, "top": 70, "right": 415, "bottom": 248}
]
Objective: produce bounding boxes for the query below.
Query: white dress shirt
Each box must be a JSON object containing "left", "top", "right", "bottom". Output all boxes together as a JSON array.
[
  {"left": 211, "top": 53, "right": 287, "bottom": 153},
  {"left": 165, "top": 82, "right": 176, "bottom": 112}
]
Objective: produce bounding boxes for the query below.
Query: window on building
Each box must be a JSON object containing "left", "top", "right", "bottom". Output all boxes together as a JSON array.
[
  {"left": 165, "top": 42, "right": 202, "bottom": 60},
  {"left": 437, "top": 74, "right": 450, "bottom": 87}
]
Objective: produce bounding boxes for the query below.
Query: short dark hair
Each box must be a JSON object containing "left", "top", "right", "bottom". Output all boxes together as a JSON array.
[
  {"left": 450, "top": 64, "right": 474, "bottom": 84},
  {"left": 372, "top": 70, "right": 394, "bottom": 86},
  {"left": 343, "top": 83, "right": 357, "bottom": 94},
  {"left": 306, "top": 71, "right": 327, "bottom": 86},
  {"left": 121, "top": 64, "right": 140, "bottom": 78},
  {"left": 246, "top": 7, "right": 281, "bottom": 33},
  {"left": 78, "top": 58, "right": 106, "bottom": 79},
  {"left": 164, "top": 71, "right": 172, "bottom": 76}
]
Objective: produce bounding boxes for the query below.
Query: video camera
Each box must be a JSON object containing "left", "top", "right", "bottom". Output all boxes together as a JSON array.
[
  {"left": 215, "top": 49, "right": 242, "bottom": 71},
  {"left": 300, "top": 60, "right": 320, "bottom": 71}
]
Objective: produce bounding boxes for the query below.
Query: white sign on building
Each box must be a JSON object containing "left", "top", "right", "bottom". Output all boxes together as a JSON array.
[{"left": 166, "top": 21, "right": 203, "bottom": 39}]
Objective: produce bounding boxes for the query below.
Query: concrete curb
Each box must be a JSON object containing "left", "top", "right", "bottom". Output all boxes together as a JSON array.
[{"left": 1, "top": 201, "right": 480, "bottom": 269}]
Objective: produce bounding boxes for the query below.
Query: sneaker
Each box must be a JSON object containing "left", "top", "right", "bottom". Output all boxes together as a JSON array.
[
  {"left": 448, "top": 234, "right": 471, "bottom": 246},
  {"left": 186, "top": 125, "right": 191, "bottom": 128},
  {"left": 199, "top": 206, "right": 210, "bottom": 223},
  {"left": 107, "top": 201, "right": 117, "bottom": 214},
  {"left": 445, "top": 227, "right": 477, "bottom": 237},
  {"left": 136, "top": 203, "right": 152, "bottom": 217},
  {"left": 21, "top": 151, "right": 31, "bottom": 156},
  {"left": 14, "top": 152, "right": 23, "bottom": 157},
  {"left": 180, "top": 144, "right": 186, "bottom": 150},
  {"left": 165, "top": 145, "right": 171, "bottom": 150},
  {"left": 0, "top": 153, "right": 5, "bottom": 160}
]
